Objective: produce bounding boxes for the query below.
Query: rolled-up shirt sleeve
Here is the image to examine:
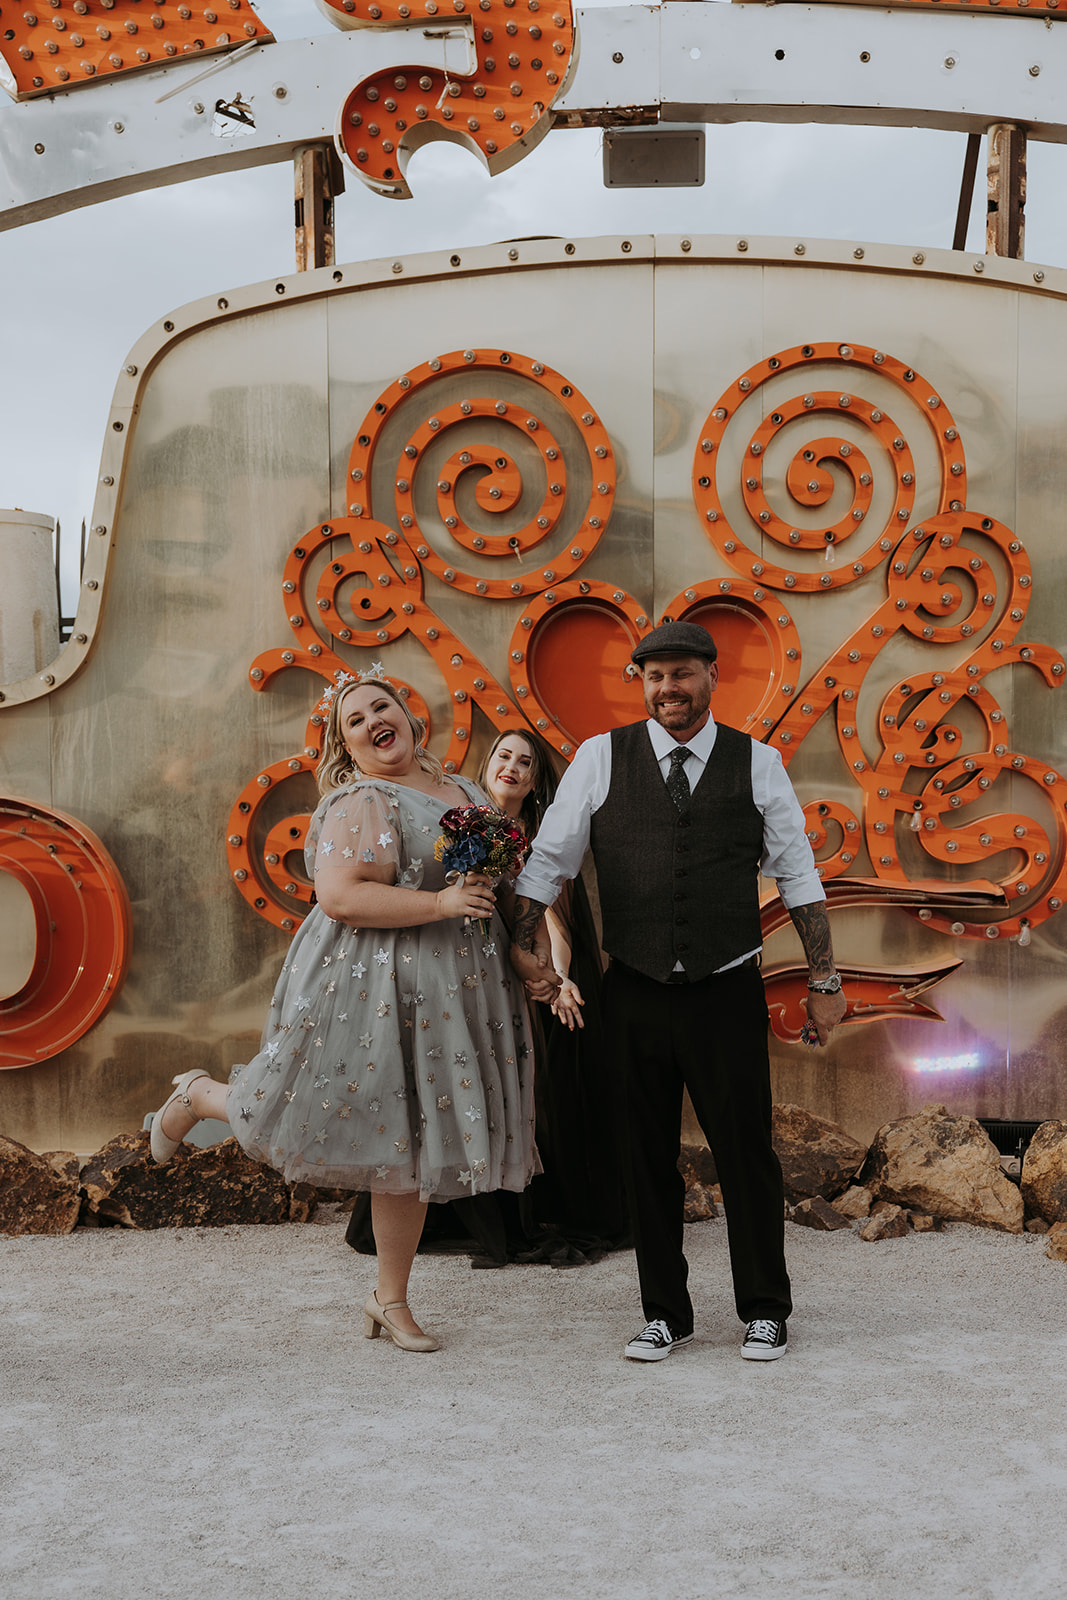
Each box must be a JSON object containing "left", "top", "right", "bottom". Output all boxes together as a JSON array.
[
  {"left": 753, "top": 743, "right": 825, "bottom": 908},
  {"left": 514, "top": 734, "right": 610, "bottom": 907}
]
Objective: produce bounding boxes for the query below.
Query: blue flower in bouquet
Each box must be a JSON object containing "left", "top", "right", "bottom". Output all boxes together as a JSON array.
[{"left": 445, "top": 834, "right": 490, "bottom": 875}]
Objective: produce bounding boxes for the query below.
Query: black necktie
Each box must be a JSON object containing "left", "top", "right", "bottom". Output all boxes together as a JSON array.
[{"left": 667, "top": 747, "right": 691, "bottom": 812}]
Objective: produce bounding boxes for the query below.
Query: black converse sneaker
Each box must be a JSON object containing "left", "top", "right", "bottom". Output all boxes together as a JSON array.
[
  {"left": 624, "top": 1319, "right": 694, "bottom": 1362},
  {"left": 741, "top": 1318, "right": 788, "bottom": 1360}
]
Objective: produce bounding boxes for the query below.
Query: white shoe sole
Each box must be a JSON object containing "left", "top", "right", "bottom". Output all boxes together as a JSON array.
[
  {"left": 625, "top": 1333, "right": 694, "bottom": 1362},
  {"left": 741, "top": 1340, "right": 788, "bottom": 1361}
]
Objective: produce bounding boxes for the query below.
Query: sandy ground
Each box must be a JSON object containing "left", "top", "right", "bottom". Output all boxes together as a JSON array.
[{"left": 2, "top": 1213, "right": 1066, "bottom": 1600}]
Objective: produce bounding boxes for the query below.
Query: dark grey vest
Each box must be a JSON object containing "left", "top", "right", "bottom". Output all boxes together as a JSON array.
[{"left": 590, "top": 720, "right": 765, "bottom": 983}]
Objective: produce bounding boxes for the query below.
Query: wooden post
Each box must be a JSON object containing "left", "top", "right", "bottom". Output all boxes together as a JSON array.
[
  {"left": 952, "top": 133, "right": 981, "bottom": 252},
  {"left": 294, "top": 144, "right": 346, "bottom": 272},
  {"left": 986, "top": 123, "right": 1026, "bottom": 260}
]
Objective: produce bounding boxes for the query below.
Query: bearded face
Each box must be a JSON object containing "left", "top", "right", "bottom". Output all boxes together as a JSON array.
[{"left": 640, "top": 655, "right": 718, "bottom": 737}]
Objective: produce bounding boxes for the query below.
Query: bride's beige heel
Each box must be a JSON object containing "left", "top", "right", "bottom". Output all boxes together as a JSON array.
[
  {"left": 363, "top": 1290, "right": 440, "bottom": 1352},
  {"left": 149, "top": 1070, "right": 211, "bottom": 1165}
]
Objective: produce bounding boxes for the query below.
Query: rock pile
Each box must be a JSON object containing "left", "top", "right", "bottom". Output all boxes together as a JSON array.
[
  {"left": 3, "top": 1102, "right": 1067, "bottom": 1251},
  {"left": 677, "top": 1103, "right": 1062, "bottom": 1250},
  {"left": 80, "top": 1132, "right": 316, "bottom": 1228},
  {"left": 0, "top": 1131, "right": 323, "bottom": 1234}
]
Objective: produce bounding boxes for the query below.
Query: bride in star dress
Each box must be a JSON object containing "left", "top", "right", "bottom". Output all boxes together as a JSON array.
[{"left": 147, "top": 674, "right": 556, "bottom": 1352}]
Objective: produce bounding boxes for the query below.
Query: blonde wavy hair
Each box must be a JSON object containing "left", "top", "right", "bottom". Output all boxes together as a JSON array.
[{"left": 316, "top": 678, "right": 445, "bottom": 797}]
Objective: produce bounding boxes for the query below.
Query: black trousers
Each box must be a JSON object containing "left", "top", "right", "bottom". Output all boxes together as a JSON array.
[{"left": 604, "top": 959, "right": 792, "bottom": 1335}]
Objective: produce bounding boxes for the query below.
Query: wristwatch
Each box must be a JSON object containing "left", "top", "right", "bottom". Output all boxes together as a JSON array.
[{"left": 807, "top": 973, "right": 843, "bottom": 994}]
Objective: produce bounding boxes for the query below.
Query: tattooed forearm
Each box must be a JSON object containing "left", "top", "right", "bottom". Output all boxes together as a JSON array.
[
  {"left": 512, "top": 895, "right": 549, "bottom": 952},
  {"left": 788, "top": 900, "right": 836, "bottom": 978}
]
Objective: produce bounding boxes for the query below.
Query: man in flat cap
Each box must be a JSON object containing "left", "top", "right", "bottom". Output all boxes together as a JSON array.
[{"left": 511, "top": 620, "right": 846, "bottom": 1363}]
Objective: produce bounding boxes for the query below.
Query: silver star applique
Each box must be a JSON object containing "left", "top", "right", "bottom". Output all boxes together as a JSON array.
[
  {"left": 320, "top": 839, "right": 335, "bottom": 856},
  {"left": 374, "top": 947, "right": 389, "bottom": 966}
]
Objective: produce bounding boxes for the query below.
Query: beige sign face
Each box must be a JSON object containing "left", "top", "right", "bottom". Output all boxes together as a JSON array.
[{"left": 2, "top": 235, "right": 1066, "bottom": 1148}]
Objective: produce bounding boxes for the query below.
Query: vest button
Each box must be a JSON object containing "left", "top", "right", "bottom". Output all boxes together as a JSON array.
[
  {"left": 678, "top": 816, "right": 692, "bottom": 827},
  {"left": 677, "top": 942, "right": 689, "bottom": 952},
  {"left": 674, "top": 868, "right": 687, "bottom": 878},
  {"left": 673, "top": 891, "right": 685, "bottom": 901},
  {"left": 675, "top": 916, "right": 689, "bottom": 925}
]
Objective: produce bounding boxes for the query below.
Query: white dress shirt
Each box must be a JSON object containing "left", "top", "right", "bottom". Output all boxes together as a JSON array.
[{"left": 515, "top": 713, "right": 824, "bottom": 970}]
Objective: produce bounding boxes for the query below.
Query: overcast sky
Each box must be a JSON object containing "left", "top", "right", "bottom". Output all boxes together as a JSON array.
[{"left": 4, "top": 0, "right": 1067, "bottom": 610}]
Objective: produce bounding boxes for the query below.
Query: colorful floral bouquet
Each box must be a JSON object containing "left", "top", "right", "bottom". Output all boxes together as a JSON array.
[{"left": 434, "top": 805, "right": 529, "bottom": 939}]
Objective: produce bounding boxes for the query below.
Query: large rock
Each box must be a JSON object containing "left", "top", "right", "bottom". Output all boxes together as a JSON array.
[
  {"left": 0, "top": 1135, "right": 81, "bottom": 1235},
  {"left": 859, "top": 1103, "right": 1023, "bottom": 1233},
  {"left": 772, "top": 1104, "right": 866, "bottom": 1202},
  {"left": 80, "top": 1131, "right": 314, "bottom": 1228},
  {"left": 1020, "top": 1120, "right": 1067, "bottom": 1225}
]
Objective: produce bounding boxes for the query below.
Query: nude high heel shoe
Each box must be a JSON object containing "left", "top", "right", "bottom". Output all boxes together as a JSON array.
[
  {"left": 363, "top": 1290, "right": 440, "bottom": 1353},
  {"left": 149, "top": 1070, "right": 211, "bottom": 1165}
]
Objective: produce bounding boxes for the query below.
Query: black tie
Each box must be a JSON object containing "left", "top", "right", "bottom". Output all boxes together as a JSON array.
[{"left": 667, "top": 747, "right": 691, "bottom": 812}]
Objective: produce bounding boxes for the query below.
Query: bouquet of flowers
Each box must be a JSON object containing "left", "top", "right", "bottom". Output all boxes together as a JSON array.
[{"left": 434, "top": 805, "right": 529, "bottom": 940}]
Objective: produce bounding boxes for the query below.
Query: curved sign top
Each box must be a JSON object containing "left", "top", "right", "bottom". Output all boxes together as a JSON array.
[{"left": 6, "top": 2, "right": 1067, "bottom": 226}]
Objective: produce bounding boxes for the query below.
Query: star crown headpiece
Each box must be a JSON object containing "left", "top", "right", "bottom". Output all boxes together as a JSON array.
[{"left": 316, "top": 664, "right": 393, "bottom": 718}]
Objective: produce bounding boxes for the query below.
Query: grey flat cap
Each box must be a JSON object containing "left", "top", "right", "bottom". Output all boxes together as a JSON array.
[{"left": 631, "top": 620, "right": 718, "bottom": 665}]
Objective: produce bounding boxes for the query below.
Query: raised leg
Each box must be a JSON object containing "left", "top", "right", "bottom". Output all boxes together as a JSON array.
[{"left": 156, "top": 1075, "right": 230, "bottom": 1144}]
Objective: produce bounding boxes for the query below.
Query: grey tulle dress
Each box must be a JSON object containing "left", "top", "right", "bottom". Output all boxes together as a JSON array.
[{"left": 227, "top": 776, "right": 540, "bottom": 1200}]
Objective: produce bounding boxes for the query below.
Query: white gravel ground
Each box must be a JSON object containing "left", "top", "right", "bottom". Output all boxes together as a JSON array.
[{"left": 3, "top": 1214, "right": 1066, "bottom": 1600}]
